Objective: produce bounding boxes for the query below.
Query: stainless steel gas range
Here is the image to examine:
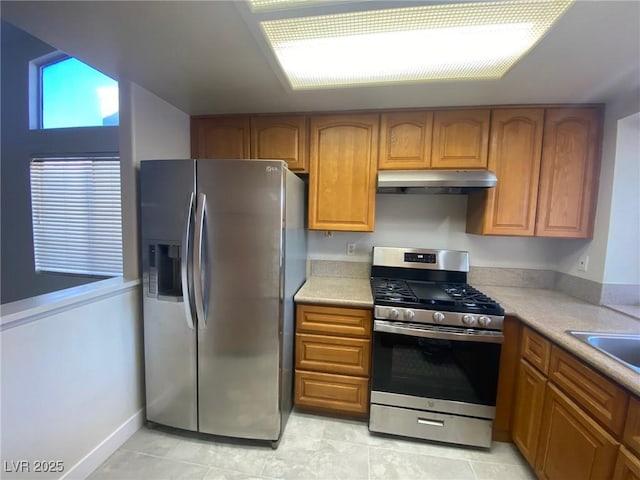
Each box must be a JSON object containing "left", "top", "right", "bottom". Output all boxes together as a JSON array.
[{"left": 368, "top": 247, "right": 505, "bottom": 448}]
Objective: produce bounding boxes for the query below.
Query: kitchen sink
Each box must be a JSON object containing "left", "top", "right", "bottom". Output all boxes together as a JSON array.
[{"left": 568, "top": 331, "right": 640, "bottom": 374}]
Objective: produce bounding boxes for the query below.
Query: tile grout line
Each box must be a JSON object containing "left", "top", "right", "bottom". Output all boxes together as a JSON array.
[
  {"left": 117, "top": 448, "right": 214, "bottom": 469},
  {"left": 468, "top": 459, "right": 480, "bottom": 480}
]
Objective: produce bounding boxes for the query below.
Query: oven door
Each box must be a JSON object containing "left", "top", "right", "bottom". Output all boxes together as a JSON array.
[{"left": 371, "top": 320, "right": 503, "bottom": 415}]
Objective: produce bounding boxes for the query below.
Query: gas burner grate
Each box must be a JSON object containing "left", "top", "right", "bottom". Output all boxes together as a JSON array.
[
  {"left": 440, "top": 283, "right": 503, "bottom": 314},
  {"left": 371, "top": 278, "right": 417, "bottom": 303}
]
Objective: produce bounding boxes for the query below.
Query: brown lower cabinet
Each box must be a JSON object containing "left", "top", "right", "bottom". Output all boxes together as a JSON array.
[
  {"left": 511, "top": 325, "right": 639, "bottom": 480},
  {"left": 535, "top": 383, "right": 619, "bottom": 479},
  {"left": 625, "top": 396, "right": 640, "bottom": 456},
  {"left": 295, "top": 370, "right": 369, "bottom": 415},
  {"left": 613, "top": 446, "right": 640, "bottom": 480},
  {"left": 294, "top": 304, "right": 372, "bottom": 416},
  {"left": 512, "top": 359, "right": 547, "bottom": 465}
]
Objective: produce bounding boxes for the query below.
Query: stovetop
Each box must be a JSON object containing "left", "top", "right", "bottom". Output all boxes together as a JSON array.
[{"left": 371, "top": 277, "right": 505, "bottom": 317}]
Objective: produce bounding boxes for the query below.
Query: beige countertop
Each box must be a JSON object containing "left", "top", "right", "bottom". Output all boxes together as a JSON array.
[
  {"left": 294, "top": 276, "right": 373, "bottom": 308},
  {"left": 478, "top": 285, "right": 640, "bottom": 397},
  {"left": 294, "top": 276, "right": 640, "bottom": 397}
]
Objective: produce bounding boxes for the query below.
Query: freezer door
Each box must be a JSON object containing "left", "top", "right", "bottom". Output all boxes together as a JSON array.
[
  {"left": 140, "top": 159, "right": 198, "bottom": 431},
  {"left": 196, "top": 159, "right": 285, "bottom": 440}
]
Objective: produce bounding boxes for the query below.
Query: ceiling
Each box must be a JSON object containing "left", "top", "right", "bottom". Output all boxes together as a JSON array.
[{"left": 2, "top": 0, "right": 639, "bottom": 115}]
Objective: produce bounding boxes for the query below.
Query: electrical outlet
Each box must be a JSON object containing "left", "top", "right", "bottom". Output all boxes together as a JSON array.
[
  {"left": 577, "top": 254, "right": 589, "bottom": 272},
  {"left": 347, "top": 243, "right": 356, "bottom": 256}
]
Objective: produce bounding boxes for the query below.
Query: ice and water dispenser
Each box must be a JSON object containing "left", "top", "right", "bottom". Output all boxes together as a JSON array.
[{"left": 147, "top": 243, "right": 183, "bottom": 300}]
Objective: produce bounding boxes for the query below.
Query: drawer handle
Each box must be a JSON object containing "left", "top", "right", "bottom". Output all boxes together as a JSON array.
[{"left": 417, "top": 418, "right": 444, "bottom": 427}]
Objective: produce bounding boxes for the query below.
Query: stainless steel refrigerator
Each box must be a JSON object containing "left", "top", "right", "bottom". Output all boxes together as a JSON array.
[{"left": 140, "top": 158, "right": 306, "bottom": 446}]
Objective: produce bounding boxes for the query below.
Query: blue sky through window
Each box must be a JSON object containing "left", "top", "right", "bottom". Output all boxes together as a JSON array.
[{"left": 42, "top": 57, "right": 119, "bottom": 129}]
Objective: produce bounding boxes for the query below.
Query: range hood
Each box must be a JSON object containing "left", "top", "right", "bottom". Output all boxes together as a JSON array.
[{"left": 377, "top": 170, "right": 497, "bottom": 194}]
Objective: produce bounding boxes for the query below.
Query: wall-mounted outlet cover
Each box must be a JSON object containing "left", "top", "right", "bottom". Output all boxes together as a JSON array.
[
  {"left": 347, "top": 243, "right": 356, "bottom": 256},
  {"left": 577, "top": 254, "right": 589, "bottom": 272}
]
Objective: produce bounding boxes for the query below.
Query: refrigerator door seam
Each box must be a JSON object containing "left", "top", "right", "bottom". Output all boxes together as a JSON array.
[{"left": 181, "top": 192, "right": 196, "bottom": 329}]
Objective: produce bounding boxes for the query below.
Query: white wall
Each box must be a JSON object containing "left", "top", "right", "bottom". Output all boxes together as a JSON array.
[
  {"left": 0, "top": 21, "right": 191, "bottom": 479},
  {"left": 309, "top": 194, "right": 566, "bottom": 269},
  {"left": 555, "top": 87, "right": 640, "bottom": 283},
  {"left": 0, "top": 21, "right": 120, "bottom": 303},
  {"left": 603, "top": 112, "right": 640, "bottom": 285},
  {"left": 119, "top": 81, "right": 191, "bottom": 279},
  {"left": 0, "top": 285, "right": 143, "bottom": 479}
]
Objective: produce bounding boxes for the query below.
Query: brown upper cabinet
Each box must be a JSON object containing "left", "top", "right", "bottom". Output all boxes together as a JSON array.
[
  {"left": 250, "top": 115, "right": 308, "bottom": 172},
  {"left": 191, "top": 116, "right": 250, "bottom": 159},
  {"left": 431, "top": 109, "right": 490, "bottom": 169},
  {"left": 467, "top": 107, "right": 602, "bottom": 239},
  {"left": 467, "top": 109, "right": 544, "bottom": 236},
  {"left": 308, "top": 114, "right": 378, "bottom": 232},
  {"left": 536, "top": 108, "right": 602, "bottom": 238},
  {"left": 190, "top": 106, "right": 603, "bottom": 237},
  {"left": 378, "top": 111, "right": 433, "bottom": 170}
]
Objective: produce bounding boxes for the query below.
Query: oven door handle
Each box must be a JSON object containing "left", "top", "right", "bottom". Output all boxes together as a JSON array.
[{"left": 373, "top": 320, "right": 504, "bottom": 344}]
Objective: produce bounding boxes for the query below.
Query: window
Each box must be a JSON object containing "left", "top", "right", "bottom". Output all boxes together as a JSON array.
[
  {"left": 34, "top": 54, "right": 119, "bottom": 129},
  {"left": 30, "top": 156, "right": 123, "bottom": 277}
]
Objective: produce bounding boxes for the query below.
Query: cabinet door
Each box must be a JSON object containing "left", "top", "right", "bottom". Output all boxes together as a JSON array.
[
  {"left": 625, "top": 396, "right": 640, "bottom": 457},
  {"left": 613, "top": 446, "right": 640, "bottom": 480},
  {"left": 191, "top": 116, "right": 250, "bottom": 159},
  {"left": 467, "top": 109, "right": 544, "bottom": 235},
  {"left": 378, "top": 111, "right": 433, "bottom": 170},
  {"left": 431, "top": 109, "right": 490, "bottom": 169},
  {"left": 308, "top": 114, "right": 378, "bottom": 231},
  {"left": 512, "top": 359, "right": 547, "bottom": 465},
  {"left": 535, "top": 383, "right": 619, "bottom": 480},
  {"left": 536, "top": 108, "right": 602, "bottom": 238},
  {"left": 250, "top": 115, "right": 308, "bottom": 172}
]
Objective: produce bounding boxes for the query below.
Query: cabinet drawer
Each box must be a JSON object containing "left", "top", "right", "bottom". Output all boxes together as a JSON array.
[
  {"left": 625, "top": 396, "right": 640, "bottom": 456},
  {"left": 521, "top": 327, "right": 551, "bottom": 374},
  {"left": 294, "top": 370, "right": 369, "bottom": 415},
  {"left": 296, "top": 304, "right": 372, "bottom": 338},
  {"left": 296, "top": 333, "right": 370, "bottom": 376},
  {"left": 549, "top": 346, "right": 629, "bottom": 436}
]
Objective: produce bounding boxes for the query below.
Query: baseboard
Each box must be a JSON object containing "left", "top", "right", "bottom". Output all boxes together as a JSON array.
[{"left": 61, "top": 408, "right": 145, "bottom": 480}]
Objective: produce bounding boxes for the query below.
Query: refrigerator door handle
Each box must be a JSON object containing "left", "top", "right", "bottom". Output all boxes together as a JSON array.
[
  {"left": 193, "top": 192, "right": 207, "bottom": 329},
  {"left": 181, "top": 192, "right": 196, "bottom": 330}
]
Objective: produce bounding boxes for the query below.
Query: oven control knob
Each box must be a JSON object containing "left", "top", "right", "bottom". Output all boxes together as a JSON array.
[
  {"left": 404, "top": 310, "right": 415, "bottom": 321},
  {"left": 389, "top": 309, "right": 400, "bottom": 320},
  {"left": 462, "top": 314, "right": 477, "bottom": 326},
  {"left": 432, "top": 311, "right": 445, "bottom": 323},
  {"left": 478, "top": 316, "right": 491, "bottom": 327}
]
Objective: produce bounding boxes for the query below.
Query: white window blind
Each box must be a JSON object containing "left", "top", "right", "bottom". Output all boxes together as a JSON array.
[{"left": 30, "top": 156, "right": 123, "bottom": 276}]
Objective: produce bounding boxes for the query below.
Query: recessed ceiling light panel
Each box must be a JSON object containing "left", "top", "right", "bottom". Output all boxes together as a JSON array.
[
  {"left": 249, "top": 0, "right": 346, "bottom": 12},
  {"left": 259, "top": 1, "right": 574, "bottom": 89}
]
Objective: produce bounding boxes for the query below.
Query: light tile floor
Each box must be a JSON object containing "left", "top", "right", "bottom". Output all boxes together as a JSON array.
[{"left": 90, "top": 410, "right": 535, "bottom": 480}]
